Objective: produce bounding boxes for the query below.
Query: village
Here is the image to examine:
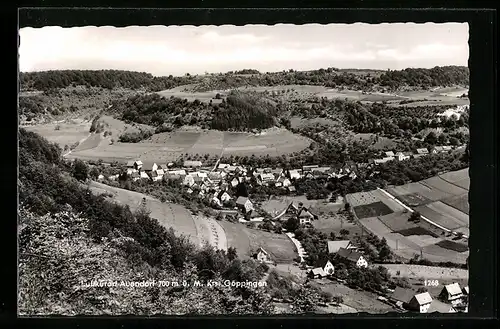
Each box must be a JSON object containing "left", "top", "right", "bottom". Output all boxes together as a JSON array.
[{"left": 88, "top": 143, "right": 469, "bottom": 314}]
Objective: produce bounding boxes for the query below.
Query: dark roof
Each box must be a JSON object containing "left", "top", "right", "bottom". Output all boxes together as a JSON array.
[
  {"left": 336, "top": 247, "right": 363, "bottom": 262},
  {"left": 141, "top": 161, "right": 157, "bottom": 171},
  {"left": 390, "top": 287, "right": 415, "bottom": 304}
]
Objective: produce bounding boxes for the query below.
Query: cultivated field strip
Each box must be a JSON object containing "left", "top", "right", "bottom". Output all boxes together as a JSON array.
[
  {"left": 414, "top": 205, "right": 466, "bottom": 230},
  {"left": 420, "top": 176, "right": 468, "bottom": 196},
  {"left": 441, "top": 194, "right": 469, "bottom": 214},
  {"left": 426, "top": 201, "right": 469, "bottom": 226},
  {"left": 439, "top": 168, "right": 469, "bottom": 183}
]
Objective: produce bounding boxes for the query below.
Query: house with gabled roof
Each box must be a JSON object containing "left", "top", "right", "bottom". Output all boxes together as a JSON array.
[
  {"left": 139, "top": 171, "right": 150, "bottom": 180},
  {"left": 127, "top": 160, "right": 143, "bottom": 170},
  {"left": 297, "top": 207, "right": 318, "bottom": 224},
  {"left": 141, "top": 161, "right": 158, "bottom": 173},
  {"left": 439, "top": 283, "right": 464, "bottom": 305},
  {"left": 314, "top": 259, "right": 334, "bottom": 276},
  {"left": 414, "top": 148, "right": 429, "bottom": 158},
  {"left": 230, "top": 177, "right": 239, "bottom": 187},
  {"left": 408, "top": 292, "right": 433, "bottom": 313},
  {"left": 130, "top": 171, "right": 140, "bottom": 182},
  {"left": 308, "top": 267, "right": 327, "bottom": 279},
  {"left": 462, "top": 286, "right": 469, "bottom": 296},
  {"left": 395, "top": 152, "right": 410, "bottom": 161},
  {"left": 150, "top": 169, "right": 164, "bottom": 182},
  {"left": 236, "top": 196, "right": 254, "bottom": 213},
  {"left": 336, "top": 247, "right": 368, "bottom": 268},
  {"left": 385, "top": 151, "right": 395, "bottom": 157},
  {"left": 302, "top": 164, "right": 319, "bottom": 172},
  {"left": 389, "top": 287, "right": 415, "bottom": 308},
  {"left": 183, "top": 174, "right": 195, "bottom": 187},
  {"left": 327, "top": 240, "right": 353, "bottom": 254},
  {"left": 287, "top": 169, "right": 301, "bottom": 180},
  {"left": 253, "top": 247, "right": 269, "bottom": 262},
  {"left": 217, "top": 191, "right": 232, "bottom": 204},
  {"left": 275, "top": 176, "right": 291, "bottom": 187},
  {"left": 258, "top": 173, "right": 275, "bottom": 186},
  {"left": 184, "top": 160, "right": 203, "bottom": 168},
  {"left": 218, "top": 163, "right": 230, "bottom": 170},
  {"left": 287, "top": 185, "right": 296, "bottom": 193}
]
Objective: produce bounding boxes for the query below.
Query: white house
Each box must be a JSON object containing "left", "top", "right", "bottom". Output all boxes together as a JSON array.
[
  {"left": 127, "top": 160, "right": 143, "bottom": 171},
  {"left": 258, "top": 173, "right": 275, "bottom": 185},
  {"left": 414, "top": 148, "right": 429, "bottom": 158},
  {"left": 184, "top": 160, "right": 203, "bottom": 168},
  {"left": 395, "top": 152, "right": 410, "bottom": 161},
  {"left": 253, "top": 247, "right": 269, "bottom": 262},
  {"left": 236, "top": 196, "right": 254, "bottom": 213},
  {"left": 439, "top": 283, "right": 464, "bottom": 305},
  {"left": 302, "top": 165, "right": 319, "bottom": 172},
  {"left": 140, "top": 171, "right": 150, "bottom": 180},
  {"left": 230, "top": 177, "right": 239, "bottom": 187},
  {"left": 408, "top": 292, "right": 433, "bottom": 313},
  {"left": 150, "top": 169, "right": 164, "bottom": 182},
  {"left": 297, "top": 207, "right": 317, "bottom": 224},
  {"left": 308, "top": 267, "right": 327, "bottom": 279},
  {"left": 319, "top": 260, "right": 335, "bottom": 276},
  {"left": 211, "top": 195, "right": 223, "bottom": 208},
  {"left": 327, "top": 240, "right": 353, "bottom": 254},
  {"left": 385, "top": 151, "right": 395, "bottom": 157},
  {"left": 336, "top": 248, "right": 368, "bottom": 268},
  {"left": 218, "top": 163, "right": 230, "bottom": 170},
  {"left": 183, "top": 174, "right": 195, "bottom": 187},
  {"left": 288, "top": 169, "right": 301, "bottom": 180},
  {"left": 218, "top": 191, "right": 232, "bottom": 203}
]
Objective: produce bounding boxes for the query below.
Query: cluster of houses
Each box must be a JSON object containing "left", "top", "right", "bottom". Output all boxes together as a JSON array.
[
  {"left": 387, "top": 282, "right": 469, "bottom": 313},
  {"left": 370, "top": 145, "right": 458, "bottom": 165}
]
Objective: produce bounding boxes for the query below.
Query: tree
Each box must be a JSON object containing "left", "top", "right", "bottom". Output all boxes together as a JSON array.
[
  {"left": 72, "top": 159, "right": 89, "bottom": 181},
  {"left": 378, "top": 245, "right": 392, "bottom": 262},
  {"left": 227, "top": 247, "right": 238, "bottom": 261},
  {"left": 273, "top": 222, "right": 283, "bottom": 234},
  {"left": 424, "top": 131, "right": 438, "bottom": 145},
  {"left": 417, "top": 287, "right": 428, "bottom": 294},
  {"left": 284, "top": 217, "right": 300, "bottom": 232},
  {"left": 89, "top": 167, "right": 100, "bottom": 180},
  {"left": 409, "top": 211, "right": 421, "bottom": 222},
  {"left": 339, "top": 229, "right": 349, "bottom": 237},
  {"left": 344, "top": 203, "right": 351, "bottom": 211}
]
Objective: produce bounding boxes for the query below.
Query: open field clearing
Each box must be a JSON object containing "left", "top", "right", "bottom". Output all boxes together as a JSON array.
[
  {"left": 382, "top": 264, "right": 468, "bottom": 280},
  {"left": 420, "top": 176, "right": 468, "bottom": 196},
  {"left": 395, "top": 193, "right": 433, "bottom": 207},
  {"left": 435, "top": 240, "right": 468, "bottom": 252},
  {"left": 69, "top": 142, "right": 164, "bottom": 163},
  {"left": 388, "top": 182, "right": 451, "bottom": 201},
  {"left": 311, "top": 216, "right": 361, "bottom": 235},
  {"left": 406, "top": 235, "right": 443, "bottom": 248},
  {"left": 439, "top": 168, "right": 469, "bottom": 183},
  {"left": 377, "top": 212, "right": 417, "bottom": 232},
  {"left": 414, "top": 205, "right": 467, "bottom": 231},
  {"left": 370, "top": 189, "right": 406, "bottom": 212},
  {"left": 345, "top": 191, "right": 380, "bottom": 207},
  {"left": 422, "top": 244, "right": 469, "bottom": 264},
  {"left": 311, "top": 280, "right": 393, "bottom": 313},
  {"left": 156, "top": 89, "right": 223, "bottom": 104},
  {"left": 22, "top": 120, "right": 91, "bottom": 147},
  {"left": 219, "top": 221, "right": 297, "bottom": 263},
  {"left": 353, "top": 202, "right": 394, "bottom": 219},
  {"left": 87, "top": 181, "right": 203, "bottom": 246},
  {"left": 441, "top": 194, "right": 469, "bottom": 215},
  {"left": 145, "top": 130, "right": 201, "bottom": 147},
  {"left": 426, "top": 201, "right": 469, "bottom": 226},
  {"left": 98, "top": 115, "right": 154, "bottom": 137},
  {"left": 359, "top": 216, "right": 392, "bottom": 235},
  {"left": 72, "top": 133, "right": 102, "bottom": 152},
  {"left": 188, "top": 130, "right": 224, "bottom": 155}
]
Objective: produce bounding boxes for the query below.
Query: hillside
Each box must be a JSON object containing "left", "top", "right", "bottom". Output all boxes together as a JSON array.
[{"left": 18, "top": 128, "right": 274, "bottom": 315}]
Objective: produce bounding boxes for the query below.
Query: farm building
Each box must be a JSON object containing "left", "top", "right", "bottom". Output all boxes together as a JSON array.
[
  {"left": 408, "top": 292, "right": 433, "bottom": 313},
  {"left": 336, "top": 248, "right": 368, "bottom": 268},
  {"left": 385, "top": 151, "right": 395, "bottom": 157},
  {"left": 395, "top": 152, "right": 410, "bottom": 161},
  {"left": 150, "top": 169, "right": 164, "bottom": 182},
  {"left": 297, "top": 207, "right": 318, "bottom": 224},
  {"left": 308, "top": 267, "right": 327, "bottom": 279},
  {"left": 302, "top": 165, "right": 319, "bottom": 172},
  {"left": 217, "top": 191, "right": 232, "bottom": 203},
  {"left": 127, "top": 160, "right": 143, "bottom": 170},
  {"left": 211, "top": 195, "right": 223, "bottom": 208},
  {"left": 141, "top": 161, "right": 158, "bottom": 173},
  {"left": 183, "top": 174, "right": 195, "bottom": 187},
  {"left": 253, "top": 247, "right": 269, "bottom": 263},
  {"left": 230, "top": 177, "right": 239, "bottom": 187},
  {"left": 439, "top": 283, "right": 464, "bottom": 305},
  {"left": 184, "top": 160, "right": 203, "bottom": 168},
  {"left": 236, "top": 196, "right": 254, "bottom": 213},
  {"left": 271, "top": 168, "right": 284, "bottom": 177},
  {"left": 327, "top": 240, "right": 353, "bottom": 254},
  {"left": 288, "top": 186, "right": 296, "bottom": 193},
  {"left": 275, "top": 176, "right": 291, "bottom": 187},
  {"left": 314, "top": 260, "right": 334, "bottom": 276},
  {"left": 218, "top": 163, "right": 230, "bottom": 169},
  {"left": 462, "top": 286, "right": 469, "bottom": 296},
  {"left": 258, "top": 173, "right": 275, "bottom": 185},
  {"left": 287, "top": 169, "right": 301, "bottom": 180},
  {"left": 389, "top": 287, "right": 415, "bottom": 308},
  {"left": 415, "top": 148, "right": 429, "bottom": 157}
]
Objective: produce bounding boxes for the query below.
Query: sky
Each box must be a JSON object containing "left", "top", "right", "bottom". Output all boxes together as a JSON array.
[{"left": 19, "top": 23, "right": 469, "bottom": 76}]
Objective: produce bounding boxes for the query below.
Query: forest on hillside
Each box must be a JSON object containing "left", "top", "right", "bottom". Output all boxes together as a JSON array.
[
  {"left": 20, "top": 66, "right": 469, "bottom": 94},
  {"left": 20, "top": 70, "right": 195, "bottom": 92}
]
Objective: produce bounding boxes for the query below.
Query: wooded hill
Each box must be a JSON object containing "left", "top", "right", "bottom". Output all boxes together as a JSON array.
[{"left": 20, "top": 66, "right": 469, "bottom": 93}]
